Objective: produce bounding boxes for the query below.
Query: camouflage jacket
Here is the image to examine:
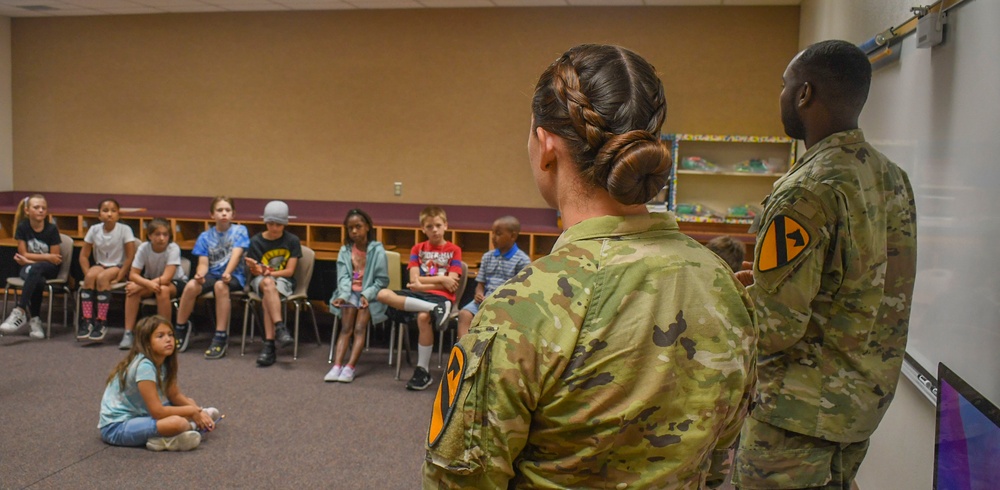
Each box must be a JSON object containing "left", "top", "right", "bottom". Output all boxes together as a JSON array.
[
  {"left": 423, "top": 213, "right": 758, "bottom": 489},
  {"left": 747, "top": 129, "right": 917, "bottom": 443}
]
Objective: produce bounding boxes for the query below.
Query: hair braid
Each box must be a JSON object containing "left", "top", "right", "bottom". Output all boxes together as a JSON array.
[{"left": 553, "top": 57, "right": 612, "bottom": 153}]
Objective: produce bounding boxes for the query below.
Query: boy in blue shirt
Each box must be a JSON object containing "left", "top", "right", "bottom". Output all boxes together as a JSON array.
[
  {"left": 173, "top": 197, "right": 249, "bottom": 359},
  {"left": 456, "top": 216, "right": 530, "bottom": 338}
]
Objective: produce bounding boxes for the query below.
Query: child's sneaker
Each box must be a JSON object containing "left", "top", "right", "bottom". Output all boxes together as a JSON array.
[
  {"left": 430, "top": 301, "right": 452, "bottom": 331},
  {"left": 175, "top": 321, "right": 192, "bottom": 352},
  {"left": 28, "top": 316, "right": 44, "bottom": 339},
  {"left": 324, "top": 365, "right": 342, "bottom": 382},
  {"left": 275, "top": 325, "right": 294, "bottom": 349},
  {"left": 119, "top": 331, "right": 134, "bottom": 350},
  {"left": 204, "top": 337, "right": 227, "bottom": 360},
  {"left": 256, "top": 342, "right": 276, "bottom": 367},
  {"left": 0, "top": 308, "right": 27, "bottom": 334},
  {"left": 406, "top": 366, "right": 433, "bottom": 391},
  {"left": 77, "top": 319, "right": 93, "bottom": 340},
  {"left": 203, "top": 407, "right": 220, "bottom": 421},
  {"left": 88, "top": 320, "right": 107, "bottom": 341},
  {"left": 146, "top": 430, "right": 201, "bottom": 451},
  {"left": 338, "top": 366, "right": 355, "bottom": 383}
]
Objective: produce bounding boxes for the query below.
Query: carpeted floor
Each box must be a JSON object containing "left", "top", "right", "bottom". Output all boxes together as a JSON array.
[{"left": 0, "top": 309, "right": 437, "bottom": 489}]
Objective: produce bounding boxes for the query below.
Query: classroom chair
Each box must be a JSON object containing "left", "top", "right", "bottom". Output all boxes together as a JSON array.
[
  {"left": 1, "top": 233, "right": 75, "bottom": 339},
  {"left": 240, "top": 246, "right": 320, "bottom": 360},
  {"left": 436, "top": 261, "right": 469, "bottom": 368},
  {"left": 393, "top": 260, "right": 468, "bottom": 380},
  {"left": 327, "top": 249, "right": 402, "bottom": 366}
]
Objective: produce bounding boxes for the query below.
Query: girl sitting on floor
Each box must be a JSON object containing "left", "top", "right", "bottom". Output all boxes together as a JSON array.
[{"left": 98, "top": 315, "right": 219, "bottom": 451}]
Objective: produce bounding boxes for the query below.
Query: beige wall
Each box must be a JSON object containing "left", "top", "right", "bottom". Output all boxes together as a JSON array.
[
  {"left": 800, "top": 1, "right": 934, "bottom": 489},
  {"left": 0, "top": 16, "right": 10, "bottom": 192},
  {"left": 12, "top": 7, "right": 798, "bottom": 207}
]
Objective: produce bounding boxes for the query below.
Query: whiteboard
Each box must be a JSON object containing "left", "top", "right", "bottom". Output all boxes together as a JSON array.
[{"left": 860, "top": 0, "right": 1000, "bottom": 405}]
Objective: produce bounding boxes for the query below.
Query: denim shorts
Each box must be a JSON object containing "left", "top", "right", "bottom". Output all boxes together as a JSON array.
[
  {"left": 461, "top": 301, "right": 479, "bottom": 316},
  {"left": 101, "top": 417, "right": 160, "bottom": 447},
  {"left": 198, "top": 276, "right": 244, "bottom": 295}
]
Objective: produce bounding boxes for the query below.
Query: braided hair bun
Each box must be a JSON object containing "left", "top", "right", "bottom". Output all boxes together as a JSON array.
[{"left": 532, "top": 44, "right": 671, "bottom": 205}]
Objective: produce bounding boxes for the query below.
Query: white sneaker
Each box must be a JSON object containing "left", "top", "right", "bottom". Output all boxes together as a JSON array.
[
  {"left": 324, "top": 365, "right": 342, "bottom": 382},
  {"left": 28, "top": 316, "right": 44, "bottom": 339},
  {"left": 146, "top": 430, "right": 201, "bottom": 451},
  {"left": 203, "top": 407, "right": 220, "bottom": 421},
  {"left": 338, "top": 366, "right": 355, "bottom": 383},
  {"left": 0, "top": 308, "right": 27, "bottom": 334}
]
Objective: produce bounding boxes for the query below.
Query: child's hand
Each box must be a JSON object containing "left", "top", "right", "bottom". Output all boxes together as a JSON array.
[
  {"left": 331, "top": 298, "right": 344, "bottom": 308},
  {"left": 48, "top": 253, "right": 63, "bottom": 265},
  {"left": 193, "top": 409, "right": 215, "bottom": 432},
  {"left": 125, "top": 282, "right": 142, "bottom": 296},
  {"left": 194, "top": 273, "right": 206, "bottom": 285},
  {"left": 474, "top": 292, "right": 485, "bottom": 304},
  {"left": 441, "top": 275, "right": 459, "bottom": 293},
  {"left": 13, "top": 253, "right": 28, "bottom": 266},
  {"left": 244, "top": 257, "right": 261, "bottom": 276},
  {"left": 359, "top": 296, "right": 369, "bottom": 309},
  {"left": 222, "top": 272, "right": 231, "bottom": 284}
]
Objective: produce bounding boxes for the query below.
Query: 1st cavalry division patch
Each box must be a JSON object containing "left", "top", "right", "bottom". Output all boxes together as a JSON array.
[
  {"left": 757, "top": 214, "right": 811, "bottom": 272},
  {"left": 428, "top": 344, "right": 467, "bottom": 447}
]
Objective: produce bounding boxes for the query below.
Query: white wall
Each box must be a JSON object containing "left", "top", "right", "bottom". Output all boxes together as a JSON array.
[
  {"left": 0, "top": 16, "right": 11, "bottom": 191},
  {"left": 799, "top": 2, "right": 935, "bottom": 489}
]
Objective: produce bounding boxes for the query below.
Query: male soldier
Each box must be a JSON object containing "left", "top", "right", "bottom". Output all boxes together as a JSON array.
[{"left": 732, "top": 40, "right": 917, "bottom": 489}]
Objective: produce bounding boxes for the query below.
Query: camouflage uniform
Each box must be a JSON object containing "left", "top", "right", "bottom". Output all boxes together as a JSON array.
[
  {"left": 423, "top": 213, "right": 758, "bottom": 489},
  {"left": 734, "top": 130, "right": 917, "bottom": 489}
]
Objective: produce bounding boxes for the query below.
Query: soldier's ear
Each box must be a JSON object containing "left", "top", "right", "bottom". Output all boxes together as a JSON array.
[{"left": 798, "top": 82, "right": 813, "bottom": 109}]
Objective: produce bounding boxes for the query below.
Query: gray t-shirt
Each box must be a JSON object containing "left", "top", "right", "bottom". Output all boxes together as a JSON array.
[
  {"left": 133, "top": 241, "right": 188, "bottom": 282},
  {"left": 84, "top": 222, "right": 137, "bottom": 267}
]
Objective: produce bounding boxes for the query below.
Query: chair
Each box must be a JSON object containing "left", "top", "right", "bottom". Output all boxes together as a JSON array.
[
  {"left": 2, "top": 233, "right": 75, "bottom": 338},
  {"left": 436, "top": 261, "right": 469, "bottom": 368},
  {"left": 240, "top": 246, "right": 320, "bottom": 360},
  {"left": 327, "top": 249, "right": 402, "bottom": 365},
  {"left": 139, "top": 257, "right": 192, "bottom": 319},
  {"left": 394, "top": 260, "right": 468, "bottom": 380}
]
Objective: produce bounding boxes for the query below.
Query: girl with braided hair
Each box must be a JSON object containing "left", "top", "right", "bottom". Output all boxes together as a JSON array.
[{"left": 423, "top": 44, "right": 758, "bottom": 488}]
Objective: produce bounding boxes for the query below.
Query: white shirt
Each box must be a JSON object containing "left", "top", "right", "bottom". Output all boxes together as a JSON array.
[{"left": 84, "top": 222, "right": 137, "bottom": 268}]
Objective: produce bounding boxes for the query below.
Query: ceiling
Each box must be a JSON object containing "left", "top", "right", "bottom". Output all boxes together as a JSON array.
[{"left": 0, "top": 0, "right": 799, "bottom": 18}]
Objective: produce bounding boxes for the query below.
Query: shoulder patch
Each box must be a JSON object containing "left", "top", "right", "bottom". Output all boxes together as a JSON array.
[
  {"left": 428, "top": 343, "right": 467, "bottom": 447},
  {"left": 757, "top": 214, "right": 811, "bottom": 272}
]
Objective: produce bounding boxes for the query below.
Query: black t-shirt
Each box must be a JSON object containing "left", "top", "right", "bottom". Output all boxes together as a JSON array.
[
  {"left": 15, "top": 220, "right": 61, "bottom": 254},
  {"left": 247, "top": 231, "right": 302, "bottom": 273}
]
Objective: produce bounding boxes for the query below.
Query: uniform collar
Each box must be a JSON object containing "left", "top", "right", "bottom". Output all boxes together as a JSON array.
[
  {"left": 493, "top": 243, "right": 520, "bottom": 259},
  {"left": 793, "top": 129, "right": 866, "bottom": 171},
  {"left": 553, "top": 213, "right": 679, "bottom": 250}
]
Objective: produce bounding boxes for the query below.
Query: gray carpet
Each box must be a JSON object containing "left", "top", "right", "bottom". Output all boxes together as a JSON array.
[{"left": 0, "top": 314, "right": 436, "bottom": 489}]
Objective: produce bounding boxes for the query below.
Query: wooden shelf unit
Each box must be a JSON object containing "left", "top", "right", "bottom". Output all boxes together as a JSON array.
[{"left": 664, "top": 133, "right": 797, "bottom": 219}]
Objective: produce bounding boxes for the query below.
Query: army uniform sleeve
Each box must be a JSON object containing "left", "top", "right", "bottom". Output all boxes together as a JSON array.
[
  {"left": 422, "top": 325, "right": 534, "bottom": 489},
  {"left": 706, "top": 276, "right": 759, "bottom": 488},
  {"left": 748, "top": 187, "right": 832, "bottom": 356}
]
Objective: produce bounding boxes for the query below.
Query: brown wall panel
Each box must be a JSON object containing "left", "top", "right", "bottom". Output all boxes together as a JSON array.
[{"left": 12, "top": 7, "right": 798, "bottom": 208}]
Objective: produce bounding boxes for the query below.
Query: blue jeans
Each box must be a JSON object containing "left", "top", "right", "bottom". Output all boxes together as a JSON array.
[
  {"left": 18, "top": 262, "right": 59, "bottom": 317},
  {"left": 101, "top": 417, "right": 160, "bottom": 447}
]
